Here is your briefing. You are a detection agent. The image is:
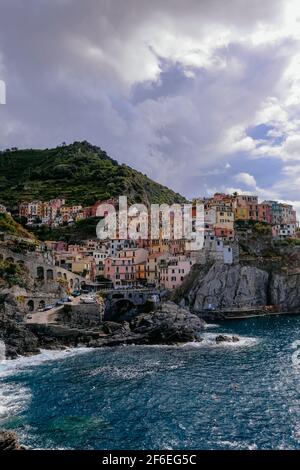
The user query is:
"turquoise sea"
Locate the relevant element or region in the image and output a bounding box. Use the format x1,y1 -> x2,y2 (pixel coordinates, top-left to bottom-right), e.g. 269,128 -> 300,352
1,315 -> 300,449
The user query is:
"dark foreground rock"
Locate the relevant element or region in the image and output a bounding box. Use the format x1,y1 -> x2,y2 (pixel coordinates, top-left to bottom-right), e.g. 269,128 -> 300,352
1,298 -> 206,359
0,295 -> 40,359
215,334 -> 240,344
92,302 -> 205,346
0,431 -> 23,450
28,302 -> 206,349
129,302 -> 205,344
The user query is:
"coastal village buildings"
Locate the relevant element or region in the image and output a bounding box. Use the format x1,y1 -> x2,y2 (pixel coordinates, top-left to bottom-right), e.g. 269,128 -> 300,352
14,192 -> 299,290
104,248 -> 148,288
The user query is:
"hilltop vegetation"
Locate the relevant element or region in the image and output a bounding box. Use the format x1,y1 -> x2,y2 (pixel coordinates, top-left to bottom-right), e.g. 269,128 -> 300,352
0,141 -> 186,208
30,216 -> 101,243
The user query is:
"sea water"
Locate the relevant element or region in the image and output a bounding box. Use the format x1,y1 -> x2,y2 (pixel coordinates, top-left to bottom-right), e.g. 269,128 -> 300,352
1,315 -> 300,450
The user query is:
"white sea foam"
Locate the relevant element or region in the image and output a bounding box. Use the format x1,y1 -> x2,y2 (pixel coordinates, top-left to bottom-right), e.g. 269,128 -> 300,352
215,440 -> 258,450
181,332 -> 258,349
120,333 -> 258,350
0,382 -> 31,422
0,347 -> 92,379
204,323 -> 220,329
0,347 -> 93,426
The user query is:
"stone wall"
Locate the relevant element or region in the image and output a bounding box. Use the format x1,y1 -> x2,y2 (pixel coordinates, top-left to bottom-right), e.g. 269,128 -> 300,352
59,303 -> 104,327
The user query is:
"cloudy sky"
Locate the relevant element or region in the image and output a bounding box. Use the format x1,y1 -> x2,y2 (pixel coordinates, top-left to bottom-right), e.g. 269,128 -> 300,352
1,0 -> 300,209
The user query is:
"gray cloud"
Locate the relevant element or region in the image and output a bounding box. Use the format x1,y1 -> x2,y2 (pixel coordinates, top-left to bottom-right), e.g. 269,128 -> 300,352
0,0 -> 297,200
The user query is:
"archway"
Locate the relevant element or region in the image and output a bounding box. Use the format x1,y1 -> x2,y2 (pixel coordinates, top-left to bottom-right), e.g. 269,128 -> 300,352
27,300 -> 34,312
57,271 -> 62,279
38,300 -> 45,310
105,298 -> 134,322
46,269 -> 54,280
36,266 -> 45,280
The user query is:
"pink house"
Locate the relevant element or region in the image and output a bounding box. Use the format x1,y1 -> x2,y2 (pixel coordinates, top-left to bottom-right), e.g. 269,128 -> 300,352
258,204 -> 272,224
104,248 -> 148,287
160,258 -> 194,290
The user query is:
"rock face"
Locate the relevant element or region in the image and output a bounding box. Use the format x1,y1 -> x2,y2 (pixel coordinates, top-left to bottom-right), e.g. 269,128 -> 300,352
270,272 -> 300,310
1,293 -> 205,359
177,261 -> 300,314
0,431 -> 23,450
187,264 -> 269,311
59,303 -> 104,328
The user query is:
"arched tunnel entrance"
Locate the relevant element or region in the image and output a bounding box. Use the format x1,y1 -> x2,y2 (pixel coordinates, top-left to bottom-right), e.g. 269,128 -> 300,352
104,298 -> 135,322
27,300 -> 35,312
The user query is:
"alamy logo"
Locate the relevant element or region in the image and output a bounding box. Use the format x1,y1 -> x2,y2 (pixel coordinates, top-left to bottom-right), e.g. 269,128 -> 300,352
0,80 -> 6,104
95,196 -> 205,250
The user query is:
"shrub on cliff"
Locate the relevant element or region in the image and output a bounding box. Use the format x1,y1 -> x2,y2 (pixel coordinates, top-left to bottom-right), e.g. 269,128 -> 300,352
0,260 -> 28,288
253,222 -> 272,235
0,213 -> 35,239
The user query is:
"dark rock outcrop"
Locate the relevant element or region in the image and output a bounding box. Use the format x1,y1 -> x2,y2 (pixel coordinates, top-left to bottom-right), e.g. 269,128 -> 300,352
0,431 -> 23,450
129,302 -> 205,344
1,292 -> 205,358
215,335 -> 239,344
270,272 -> 300,309
29,302 -> 205,349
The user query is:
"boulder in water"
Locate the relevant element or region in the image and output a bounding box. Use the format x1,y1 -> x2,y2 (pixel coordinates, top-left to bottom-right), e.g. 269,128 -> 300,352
215,335 -> 240,344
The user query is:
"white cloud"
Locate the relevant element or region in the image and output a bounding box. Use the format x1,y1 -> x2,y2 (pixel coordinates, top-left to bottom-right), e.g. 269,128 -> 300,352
234,172 -> 257,188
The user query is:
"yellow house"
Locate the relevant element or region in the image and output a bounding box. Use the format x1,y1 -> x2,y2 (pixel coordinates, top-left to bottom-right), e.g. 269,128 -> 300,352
149,239 -> 169,255
234,206 -> 248,220
71,259 -> 92,277
215,207 -> 234,230
136,261 -> 147,283
146,253 -> 169,285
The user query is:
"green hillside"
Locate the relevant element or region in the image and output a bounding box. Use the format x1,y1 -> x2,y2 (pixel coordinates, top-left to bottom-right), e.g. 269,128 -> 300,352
0,141 -> 186,208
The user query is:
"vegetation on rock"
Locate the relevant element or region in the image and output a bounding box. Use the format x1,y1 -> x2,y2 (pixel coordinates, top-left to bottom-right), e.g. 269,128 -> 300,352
0,213 -> 35,239
0,259 -> 29,288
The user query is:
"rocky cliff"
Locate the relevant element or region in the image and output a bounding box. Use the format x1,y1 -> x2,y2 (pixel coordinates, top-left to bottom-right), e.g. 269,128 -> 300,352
176,261 -> 300,314
175,228 -> 300,315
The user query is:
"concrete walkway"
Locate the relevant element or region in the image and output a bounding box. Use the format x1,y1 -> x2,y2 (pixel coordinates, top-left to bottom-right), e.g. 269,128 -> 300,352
25,295 -> 82,325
